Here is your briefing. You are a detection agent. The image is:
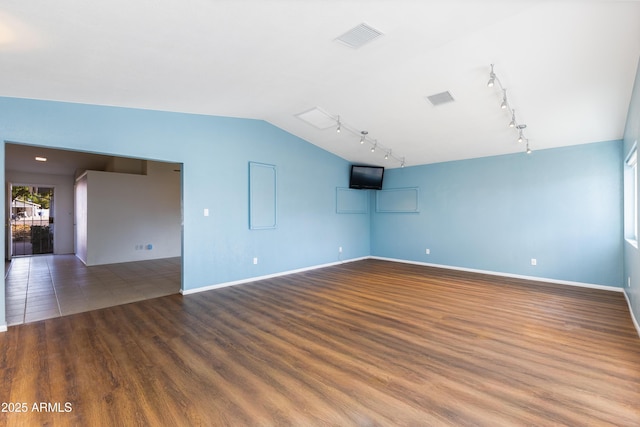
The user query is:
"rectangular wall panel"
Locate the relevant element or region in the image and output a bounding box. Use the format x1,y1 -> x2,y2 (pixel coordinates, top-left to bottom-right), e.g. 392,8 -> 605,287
336,188 -> 368,214
376,187 -> 419,213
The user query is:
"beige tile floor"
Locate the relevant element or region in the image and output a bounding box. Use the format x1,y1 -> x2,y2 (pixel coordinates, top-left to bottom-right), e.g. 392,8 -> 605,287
5,255 -> 181,326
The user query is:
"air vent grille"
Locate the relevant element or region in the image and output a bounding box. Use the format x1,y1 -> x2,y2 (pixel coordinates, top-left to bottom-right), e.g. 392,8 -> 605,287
335,23 -> 383,49
425,91 -> 455,106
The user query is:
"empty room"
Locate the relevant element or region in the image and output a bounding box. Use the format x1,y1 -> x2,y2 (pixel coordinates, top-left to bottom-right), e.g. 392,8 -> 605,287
1,1 -> 640,426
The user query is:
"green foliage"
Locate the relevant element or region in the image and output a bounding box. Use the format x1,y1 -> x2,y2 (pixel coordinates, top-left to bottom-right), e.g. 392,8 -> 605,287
12,186 -> 52,209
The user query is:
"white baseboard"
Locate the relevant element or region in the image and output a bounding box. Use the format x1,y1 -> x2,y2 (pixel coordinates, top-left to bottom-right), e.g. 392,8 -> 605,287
182,255 -> 624,295
181,256 -> 368,296
0,323 -> 7,333
179,255 -> 639,338
623,291 -> 640,338
374,257 -> 640,337
370,256 -> 624,293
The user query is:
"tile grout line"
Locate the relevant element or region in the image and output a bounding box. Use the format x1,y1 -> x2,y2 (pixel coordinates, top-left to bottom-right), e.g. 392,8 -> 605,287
47,255 -> 63,319
22,257 -> 31,325
8,255 -> 181,324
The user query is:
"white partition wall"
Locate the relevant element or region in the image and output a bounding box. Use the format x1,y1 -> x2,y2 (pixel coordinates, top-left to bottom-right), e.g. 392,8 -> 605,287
75,161 -> 181,266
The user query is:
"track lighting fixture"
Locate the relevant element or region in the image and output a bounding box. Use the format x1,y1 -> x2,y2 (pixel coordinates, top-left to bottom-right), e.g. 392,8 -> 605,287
298,108 -> 406,166
500,89 -> 508,110
487,64 -> 496,88
328,114 -> 406,166
487,64 -> 533,154
360,130 -> 367,144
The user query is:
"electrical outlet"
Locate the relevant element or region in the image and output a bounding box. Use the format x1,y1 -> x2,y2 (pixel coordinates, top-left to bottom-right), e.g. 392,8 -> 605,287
531,258 -> 537,266
629,277 -> 632,288
204,208 -> 209,217
426,248 -> 430,255
339,246 -> 343,253
253,257 -> 258,265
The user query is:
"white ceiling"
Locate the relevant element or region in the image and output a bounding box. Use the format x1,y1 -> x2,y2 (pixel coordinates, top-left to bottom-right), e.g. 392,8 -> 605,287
1,0 -> 640,169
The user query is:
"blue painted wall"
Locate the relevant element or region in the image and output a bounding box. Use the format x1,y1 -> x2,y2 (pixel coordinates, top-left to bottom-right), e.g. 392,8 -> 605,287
623,57 -> 640,326
0,94 -> 631,329
372,140 -> 623,287
0,97 -> 371,326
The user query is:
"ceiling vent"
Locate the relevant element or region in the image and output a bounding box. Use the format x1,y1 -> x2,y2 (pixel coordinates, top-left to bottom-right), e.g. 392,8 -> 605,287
295,107 -> 336,129
425,91 -> 455,107
335,23 -> 383,49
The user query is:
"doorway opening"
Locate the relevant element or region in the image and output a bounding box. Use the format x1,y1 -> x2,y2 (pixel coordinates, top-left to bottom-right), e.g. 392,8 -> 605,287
10,185 -> 54,256
4,142 -> 183,326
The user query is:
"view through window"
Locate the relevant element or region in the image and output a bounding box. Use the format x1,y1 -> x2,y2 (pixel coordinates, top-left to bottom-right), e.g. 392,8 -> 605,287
625,145 -> 638,246
10,185 -> 54,256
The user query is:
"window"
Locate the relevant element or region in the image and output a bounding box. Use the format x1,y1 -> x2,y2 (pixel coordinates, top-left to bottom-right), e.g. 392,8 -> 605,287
625,144 -> 638,246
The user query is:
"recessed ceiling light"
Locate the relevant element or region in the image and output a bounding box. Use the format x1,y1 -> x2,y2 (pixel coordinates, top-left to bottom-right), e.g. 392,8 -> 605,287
35,156 -> 47,162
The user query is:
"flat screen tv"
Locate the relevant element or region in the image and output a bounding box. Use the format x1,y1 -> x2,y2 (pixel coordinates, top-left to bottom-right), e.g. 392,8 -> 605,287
349,165 -> 384,190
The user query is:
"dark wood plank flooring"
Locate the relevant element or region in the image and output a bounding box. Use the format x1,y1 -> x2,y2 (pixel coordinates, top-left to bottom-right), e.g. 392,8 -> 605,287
1,259 -> 639,426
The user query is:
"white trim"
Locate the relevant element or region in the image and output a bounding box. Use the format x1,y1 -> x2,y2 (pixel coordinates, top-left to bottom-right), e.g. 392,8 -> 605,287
181,257 -> 368,295
181,255 -> 624,296
0,324 -> 7,333
174,255 -> 640,337
625,140 -> 638,164
623,290 -> 640,338
75,170 -> 89,182
181,255 -> 624,295
370,256 -> 624,292
625,142 -> 638,242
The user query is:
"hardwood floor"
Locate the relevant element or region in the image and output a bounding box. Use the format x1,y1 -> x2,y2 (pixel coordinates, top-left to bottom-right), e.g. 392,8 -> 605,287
1,259 -> 639,426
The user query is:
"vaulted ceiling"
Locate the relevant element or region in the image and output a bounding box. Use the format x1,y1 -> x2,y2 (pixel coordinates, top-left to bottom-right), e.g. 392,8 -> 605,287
1,1 -> 639,169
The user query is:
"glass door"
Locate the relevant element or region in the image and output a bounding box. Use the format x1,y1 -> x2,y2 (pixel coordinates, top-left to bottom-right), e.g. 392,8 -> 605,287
11,185 -> 54,256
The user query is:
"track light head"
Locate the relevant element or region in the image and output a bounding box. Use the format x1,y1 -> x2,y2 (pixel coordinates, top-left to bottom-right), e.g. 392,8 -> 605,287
360,130 -> 368,144
509,110 -> 516,128
401,157 -> 405,168
500,89 -> 508,110
487,64 -> 496,88
371,143 -> 376,153
336,116 -> 341,133
516,124 -> 526,143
